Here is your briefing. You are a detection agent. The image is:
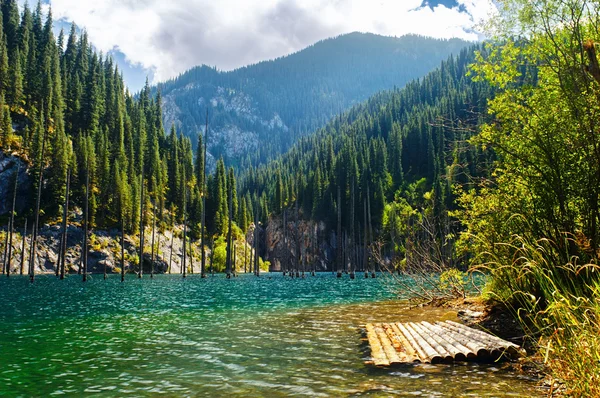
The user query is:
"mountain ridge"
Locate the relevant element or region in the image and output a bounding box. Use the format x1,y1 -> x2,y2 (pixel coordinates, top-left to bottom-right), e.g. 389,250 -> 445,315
154,32 -> 472,168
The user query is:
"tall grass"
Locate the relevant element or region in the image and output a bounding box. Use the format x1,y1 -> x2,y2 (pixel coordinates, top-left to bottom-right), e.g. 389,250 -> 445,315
477,236 -> 600,396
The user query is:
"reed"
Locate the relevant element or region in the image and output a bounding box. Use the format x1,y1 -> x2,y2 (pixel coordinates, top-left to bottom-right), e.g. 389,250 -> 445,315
477,235 -> 600,396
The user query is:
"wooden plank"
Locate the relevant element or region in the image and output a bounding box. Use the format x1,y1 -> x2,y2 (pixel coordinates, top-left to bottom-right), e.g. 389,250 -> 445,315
442,321 -> 525,357
397,322 -> 429,362
365,323 -> 390,366
391,323 -> 420,362
374,324 -> 403,364
411,322 -> 454,362
420,321 -> 473,360
382,323 -> 411,363
405,322 -> 443,363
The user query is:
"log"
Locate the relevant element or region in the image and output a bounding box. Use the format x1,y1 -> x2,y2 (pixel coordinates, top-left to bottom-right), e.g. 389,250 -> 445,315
442,321 -> 525,357
382,323 -> 410,363
390,323 -> 420,362
410,322 -> 454,362
374,325 -> 402,364
400,322 -> 442,363
420,321 -> 473,361
365,324 -> 389,366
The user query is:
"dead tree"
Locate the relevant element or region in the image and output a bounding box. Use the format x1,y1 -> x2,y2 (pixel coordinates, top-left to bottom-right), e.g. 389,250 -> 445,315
200,110 -> 208,278
336,185 -> 342,278
168,229 -> 174,274
254,196 -> 260,277
295,199 -> 301,278
59,168 -> 70,280
6,163 -> 19,277
82,157 -> 90,283
225,185 -> 233,278
30,120 -> 48,283
20,219 -> 27,275
182,185 -> 187,278
120,208 -> 125,282
139,170 -> 145,278
150,200 -> 156,279
283,209 -> 287,275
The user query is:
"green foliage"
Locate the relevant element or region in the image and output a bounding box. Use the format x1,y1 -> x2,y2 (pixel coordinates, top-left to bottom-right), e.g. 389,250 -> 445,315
456,1 -> 600,394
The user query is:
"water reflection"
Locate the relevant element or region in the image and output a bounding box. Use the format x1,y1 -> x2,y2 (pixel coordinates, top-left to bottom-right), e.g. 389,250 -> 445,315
0,274 -> 540,397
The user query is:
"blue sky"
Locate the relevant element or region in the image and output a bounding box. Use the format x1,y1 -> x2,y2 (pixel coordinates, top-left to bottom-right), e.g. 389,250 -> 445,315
32,0 -> 497,92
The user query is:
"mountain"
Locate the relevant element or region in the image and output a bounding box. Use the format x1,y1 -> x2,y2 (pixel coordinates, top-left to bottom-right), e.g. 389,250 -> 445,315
237,44 -> 494,270
155,32 -> 472,168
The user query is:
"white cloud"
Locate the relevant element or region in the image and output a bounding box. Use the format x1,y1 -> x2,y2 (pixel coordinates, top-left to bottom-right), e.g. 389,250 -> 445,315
44,0 -> 497,84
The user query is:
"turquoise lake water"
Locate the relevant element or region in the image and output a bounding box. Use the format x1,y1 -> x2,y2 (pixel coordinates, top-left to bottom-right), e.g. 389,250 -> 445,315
0,273 -> 540,397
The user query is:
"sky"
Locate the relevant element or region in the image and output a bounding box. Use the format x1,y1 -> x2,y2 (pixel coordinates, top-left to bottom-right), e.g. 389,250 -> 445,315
34,0 -> 497,92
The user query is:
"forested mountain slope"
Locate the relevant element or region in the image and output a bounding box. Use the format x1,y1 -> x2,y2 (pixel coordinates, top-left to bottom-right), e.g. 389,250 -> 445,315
155,33 -> 471,167
239,44 -> 494,268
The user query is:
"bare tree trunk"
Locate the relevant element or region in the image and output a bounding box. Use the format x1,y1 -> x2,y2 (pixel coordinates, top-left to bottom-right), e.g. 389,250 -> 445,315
20,219 -> 27,275
367,185 -> 375,278
295,199 -> 300,278
210,238 -> 215,276
139,171 -> 145,278
168,229 -> 174,274
254,197 -> 259,277
121,210 -> 125,282
30,125 -> 48,283
182,186 -> 187,279
283,209 -> 287,276
232,240 -> 237,276
2,223 -> 8,274
150,201 -> 156,279
60,168 -> 70,280
350,181 -> 355,279
244,239 -> 247,273
189,233 -> 193,275
83,158 -> 90,283
226,185 -> 233,278
201,110 -> 208,278
6,164 -> 19,277
363,199 -> 368,278
337,185 -> 342,278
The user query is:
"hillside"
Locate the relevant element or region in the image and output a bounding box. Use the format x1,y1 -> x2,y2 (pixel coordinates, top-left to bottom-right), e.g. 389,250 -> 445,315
155,33 -> 471,167
238,44 -> 494,272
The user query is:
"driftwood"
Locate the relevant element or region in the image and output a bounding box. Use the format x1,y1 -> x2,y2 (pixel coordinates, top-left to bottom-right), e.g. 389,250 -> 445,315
364,320 -> 526,366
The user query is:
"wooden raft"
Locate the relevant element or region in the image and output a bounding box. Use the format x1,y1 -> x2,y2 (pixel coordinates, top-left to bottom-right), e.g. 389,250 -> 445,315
364,320 -> 525,366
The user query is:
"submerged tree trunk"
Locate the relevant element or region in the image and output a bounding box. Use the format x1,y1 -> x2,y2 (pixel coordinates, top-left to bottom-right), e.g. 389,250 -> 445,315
60,168 -> 71,280
150,202 -> 156,279
83,159 -> 90,282
226,186 -> 233,278
139,171 -> 145,279
367,184 -> 375,278
337,185 -> 342,278
30,125 -> 48,283
364,199 -> 368,278
201,110 -> 208,278
121,211 -> 125,282
182,186 -> 187,279
283,208 -> 287,275
350,181 -> 355,279
168,229 -> 174,274
254,196 -> 260,277
20,219 -> 27,275
6,164 -> 19,277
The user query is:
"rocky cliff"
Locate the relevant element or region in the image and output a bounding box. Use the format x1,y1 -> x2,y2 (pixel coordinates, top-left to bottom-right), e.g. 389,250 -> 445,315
0,152 -> 30,217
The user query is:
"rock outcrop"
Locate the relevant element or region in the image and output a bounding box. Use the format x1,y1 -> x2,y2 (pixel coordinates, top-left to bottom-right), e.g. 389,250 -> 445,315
0,151 -> 30,217
265,211 -> 334,272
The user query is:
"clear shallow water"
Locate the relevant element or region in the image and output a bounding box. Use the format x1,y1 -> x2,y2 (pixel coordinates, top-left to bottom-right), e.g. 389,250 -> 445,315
0,273 -> 540,397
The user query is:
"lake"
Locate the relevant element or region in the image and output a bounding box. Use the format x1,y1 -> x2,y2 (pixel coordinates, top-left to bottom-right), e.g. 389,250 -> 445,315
0,273 -> 540,397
